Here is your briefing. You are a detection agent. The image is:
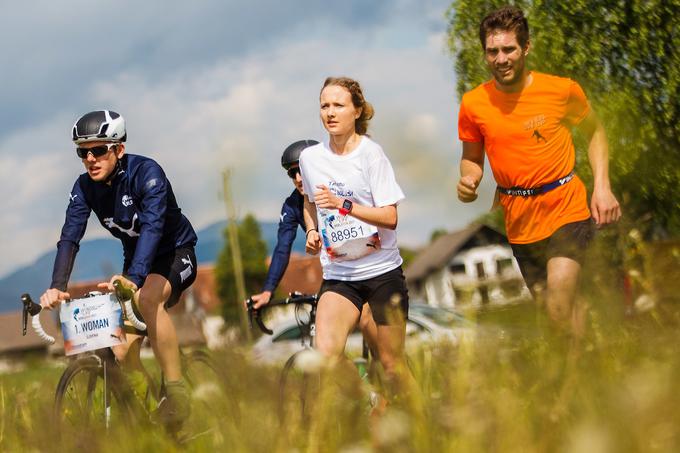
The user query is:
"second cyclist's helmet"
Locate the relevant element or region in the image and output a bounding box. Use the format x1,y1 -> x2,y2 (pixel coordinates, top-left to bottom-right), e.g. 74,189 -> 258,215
281,139 -> 319,170
72,110 -> 127,145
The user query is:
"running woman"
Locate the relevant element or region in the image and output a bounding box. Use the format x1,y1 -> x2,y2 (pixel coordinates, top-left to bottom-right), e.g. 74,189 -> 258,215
249,139 -> 380,357
456,6 -> 621,335
301,77 -> 414,402
39,110 -> 198,427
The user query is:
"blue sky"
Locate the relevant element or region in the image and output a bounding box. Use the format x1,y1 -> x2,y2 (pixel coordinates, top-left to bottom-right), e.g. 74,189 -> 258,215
0,0 -> 498,278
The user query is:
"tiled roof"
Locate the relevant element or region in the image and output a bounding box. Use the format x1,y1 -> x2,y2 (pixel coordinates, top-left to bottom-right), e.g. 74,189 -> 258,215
404,224 -> 508,282
276,254 -> 322,296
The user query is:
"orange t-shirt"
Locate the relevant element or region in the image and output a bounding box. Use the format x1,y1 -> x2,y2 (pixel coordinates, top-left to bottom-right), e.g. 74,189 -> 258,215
458,72 -> 592,244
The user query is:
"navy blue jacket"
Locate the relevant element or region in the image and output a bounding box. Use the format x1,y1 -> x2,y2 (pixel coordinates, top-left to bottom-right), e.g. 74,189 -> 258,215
262,189 -> 306,292
51,154 -> 197,290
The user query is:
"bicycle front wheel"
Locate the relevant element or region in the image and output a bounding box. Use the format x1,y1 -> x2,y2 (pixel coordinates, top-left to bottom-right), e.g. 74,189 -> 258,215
278,348 -> 323,425
181,350 -> 240,438
54,354 -> 127,429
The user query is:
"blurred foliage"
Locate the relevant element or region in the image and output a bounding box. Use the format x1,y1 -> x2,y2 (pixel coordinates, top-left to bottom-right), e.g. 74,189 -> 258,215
214,213 -> 267,325
400,245 -> 418,270
3,298 -> 680,451
446,0 -> 680,238
477,207 -> 506,235
429,228 -> 449,243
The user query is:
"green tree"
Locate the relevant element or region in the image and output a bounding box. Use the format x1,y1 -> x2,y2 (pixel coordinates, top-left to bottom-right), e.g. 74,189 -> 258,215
399,245 -> 418,270
214,213 -> 268,325
446,0 -> 680,237
429,228 -> 449,243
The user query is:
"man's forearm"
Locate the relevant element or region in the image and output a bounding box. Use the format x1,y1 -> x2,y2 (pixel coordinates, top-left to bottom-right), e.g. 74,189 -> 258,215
587,123 -> 612,191
460,158 -> 484,183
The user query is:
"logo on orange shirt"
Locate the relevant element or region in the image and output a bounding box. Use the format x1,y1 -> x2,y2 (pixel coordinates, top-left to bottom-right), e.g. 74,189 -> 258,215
523,114 -> 546,130
532,129 -> 547,143
524,115 -> 547,144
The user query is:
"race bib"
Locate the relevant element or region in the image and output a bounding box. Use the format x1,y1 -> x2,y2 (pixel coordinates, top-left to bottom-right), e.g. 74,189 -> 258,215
59,293 -> 126,356
320,209 -> 381,262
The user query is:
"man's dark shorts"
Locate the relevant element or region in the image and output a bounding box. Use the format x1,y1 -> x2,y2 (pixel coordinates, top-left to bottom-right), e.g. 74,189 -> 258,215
319,265 -> 409,326
125,246 -> 197,309
511,219 -> 594,297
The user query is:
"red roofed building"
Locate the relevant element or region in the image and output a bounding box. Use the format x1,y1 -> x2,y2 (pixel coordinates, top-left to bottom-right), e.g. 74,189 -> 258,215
274,254 -> 322,296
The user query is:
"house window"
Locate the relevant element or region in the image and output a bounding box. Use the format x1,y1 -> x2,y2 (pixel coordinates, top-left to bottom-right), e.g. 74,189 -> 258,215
496,258 -> 514,277
449,263 -> 466,275
475,262 -> 486,279
475,262 -> 490,304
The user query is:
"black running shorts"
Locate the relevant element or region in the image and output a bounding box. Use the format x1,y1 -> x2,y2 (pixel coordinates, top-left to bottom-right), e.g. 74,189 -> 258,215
318,266 -> 409,325
125,246 -> 197,309
510,219 -> 594,297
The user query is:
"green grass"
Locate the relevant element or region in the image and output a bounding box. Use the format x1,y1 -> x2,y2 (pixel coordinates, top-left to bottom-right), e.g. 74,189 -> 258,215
1,298 -> 679,452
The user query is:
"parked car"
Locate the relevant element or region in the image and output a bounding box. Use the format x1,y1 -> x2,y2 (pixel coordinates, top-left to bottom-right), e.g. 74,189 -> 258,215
250,303 -> 476,365
407,303 -> 476,345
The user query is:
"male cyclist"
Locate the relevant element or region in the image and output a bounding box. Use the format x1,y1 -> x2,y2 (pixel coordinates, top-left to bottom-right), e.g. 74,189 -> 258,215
250,140 -> 319,309
39,110 -> 198,428
456,6 -> 621,336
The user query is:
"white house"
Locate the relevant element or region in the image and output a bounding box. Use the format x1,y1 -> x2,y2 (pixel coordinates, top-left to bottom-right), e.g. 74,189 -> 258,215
405,224 -> 530,309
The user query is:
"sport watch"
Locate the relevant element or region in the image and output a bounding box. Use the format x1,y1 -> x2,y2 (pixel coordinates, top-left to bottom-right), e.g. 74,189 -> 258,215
339,199 -> 353,216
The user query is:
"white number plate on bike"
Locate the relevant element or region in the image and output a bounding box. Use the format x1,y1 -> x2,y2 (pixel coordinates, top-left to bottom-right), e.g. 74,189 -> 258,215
59,293 -> 125,356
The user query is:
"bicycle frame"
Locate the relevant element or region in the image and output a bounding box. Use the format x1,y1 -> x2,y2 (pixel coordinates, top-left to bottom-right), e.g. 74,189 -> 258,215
20,281 -> 232,439
21,283 -> 154,428
250,292 -> 383,424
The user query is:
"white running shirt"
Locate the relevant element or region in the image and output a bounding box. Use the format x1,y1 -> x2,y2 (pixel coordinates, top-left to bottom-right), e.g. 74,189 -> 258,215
299,136 -> 405,281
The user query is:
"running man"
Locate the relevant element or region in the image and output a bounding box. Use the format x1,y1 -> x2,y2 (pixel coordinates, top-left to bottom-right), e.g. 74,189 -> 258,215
39,110 -> 198,427
456,6 -> 621,335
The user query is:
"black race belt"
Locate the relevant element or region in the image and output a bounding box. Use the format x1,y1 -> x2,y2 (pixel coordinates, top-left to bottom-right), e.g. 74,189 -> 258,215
497,171 -> 575,197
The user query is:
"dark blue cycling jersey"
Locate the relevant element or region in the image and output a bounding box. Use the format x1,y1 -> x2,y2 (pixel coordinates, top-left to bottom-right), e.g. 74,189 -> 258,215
51,154 -> 197,290
262,189 -> 307,293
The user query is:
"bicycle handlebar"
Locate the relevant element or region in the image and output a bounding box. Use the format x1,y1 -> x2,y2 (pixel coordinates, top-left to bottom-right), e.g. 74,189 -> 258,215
21,279 -> 147,345
112,280 -> 147,332
246,292 -> 318,335
21,294 -> 56,344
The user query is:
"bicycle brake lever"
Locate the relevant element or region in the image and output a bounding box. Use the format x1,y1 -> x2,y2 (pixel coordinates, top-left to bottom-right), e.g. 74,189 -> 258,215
245,298 -> 254,329
21,294 -> 42,336
21,296 -> 28,336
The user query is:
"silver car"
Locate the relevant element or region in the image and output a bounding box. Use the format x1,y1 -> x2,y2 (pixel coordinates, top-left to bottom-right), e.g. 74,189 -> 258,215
250,303 -> 476,365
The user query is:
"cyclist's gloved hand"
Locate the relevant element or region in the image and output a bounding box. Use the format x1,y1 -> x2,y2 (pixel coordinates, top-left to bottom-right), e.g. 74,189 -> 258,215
98,274 -> 138,295
250,290 -> 272,309
306,230 -> 321,256
39,288 -> 70,310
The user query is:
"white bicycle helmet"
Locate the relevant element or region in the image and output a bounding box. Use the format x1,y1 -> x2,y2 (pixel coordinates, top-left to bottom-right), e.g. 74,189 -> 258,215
72,110 -> 127,144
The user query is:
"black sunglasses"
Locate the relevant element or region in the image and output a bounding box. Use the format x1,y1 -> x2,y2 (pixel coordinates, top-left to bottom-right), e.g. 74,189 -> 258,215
287,167 -> 301,179
76,143 -> 118,159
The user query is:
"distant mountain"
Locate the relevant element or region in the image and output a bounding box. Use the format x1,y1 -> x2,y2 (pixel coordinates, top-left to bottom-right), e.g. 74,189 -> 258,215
0,220 -> 306,313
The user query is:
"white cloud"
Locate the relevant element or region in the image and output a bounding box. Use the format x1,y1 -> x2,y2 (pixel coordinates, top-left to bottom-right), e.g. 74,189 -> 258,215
0,0 -> 499,279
